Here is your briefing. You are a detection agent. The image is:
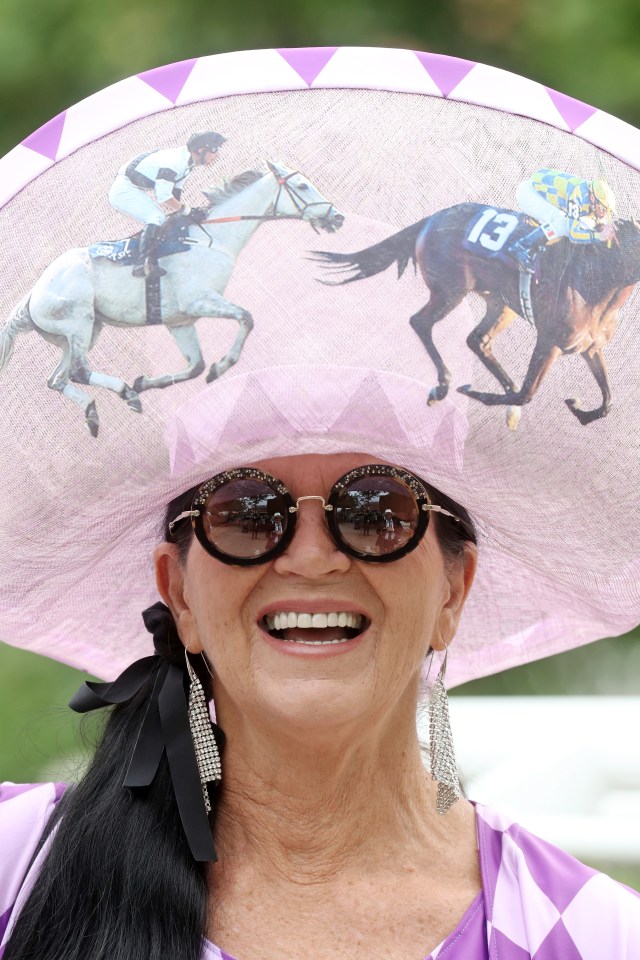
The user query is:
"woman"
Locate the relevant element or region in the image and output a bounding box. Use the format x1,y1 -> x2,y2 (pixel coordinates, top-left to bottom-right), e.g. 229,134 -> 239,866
163,454 -> 478,957
1,47 -> 640,960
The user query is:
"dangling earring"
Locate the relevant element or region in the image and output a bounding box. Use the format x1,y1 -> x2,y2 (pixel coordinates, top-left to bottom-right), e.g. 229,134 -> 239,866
428,647 -> 460,815
185,649 -> 222,812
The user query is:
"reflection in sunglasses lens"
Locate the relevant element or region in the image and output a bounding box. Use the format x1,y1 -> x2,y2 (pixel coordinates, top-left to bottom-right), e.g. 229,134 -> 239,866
333,477 -> 419,556
203,480 -> 288,559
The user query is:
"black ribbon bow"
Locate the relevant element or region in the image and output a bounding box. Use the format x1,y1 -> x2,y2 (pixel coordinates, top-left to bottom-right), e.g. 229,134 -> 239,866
69,602 -> 220,862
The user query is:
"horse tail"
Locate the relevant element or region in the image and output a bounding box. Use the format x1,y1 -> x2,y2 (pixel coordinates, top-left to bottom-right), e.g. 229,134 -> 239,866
0,295 -> 35,374
311,218 -> 429,284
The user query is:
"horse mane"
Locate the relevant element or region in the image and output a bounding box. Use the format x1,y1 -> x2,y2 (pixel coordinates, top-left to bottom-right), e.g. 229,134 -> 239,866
203,169 -> 264,207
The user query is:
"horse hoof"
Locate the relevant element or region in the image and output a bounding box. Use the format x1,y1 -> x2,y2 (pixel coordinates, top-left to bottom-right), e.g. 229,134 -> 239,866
427,385 -> 448,406
506,406 -> 521,431
132,376 -> 146,394
121,385 -> 143,413
565,397 -> 598,426
564,397 -> 586,421
457,384 -> 472,395
85,400 -> 99,438
206,367 -> 219,383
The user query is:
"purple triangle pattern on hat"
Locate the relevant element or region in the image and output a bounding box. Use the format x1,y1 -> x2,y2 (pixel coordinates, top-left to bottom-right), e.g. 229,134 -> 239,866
545,87 -> 598,133
2,48 -> 639,214
276,47 -> 338,86
414,52 -> 476,98
138,59 -> 198,104
214,374 -> 300,453
22,111 -> 67,161
328,371 -> 412,445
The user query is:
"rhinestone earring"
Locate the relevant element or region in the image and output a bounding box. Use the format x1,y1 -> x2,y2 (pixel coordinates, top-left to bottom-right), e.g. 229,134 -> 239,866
428,647 -> 461,815
185,650 -> 222,811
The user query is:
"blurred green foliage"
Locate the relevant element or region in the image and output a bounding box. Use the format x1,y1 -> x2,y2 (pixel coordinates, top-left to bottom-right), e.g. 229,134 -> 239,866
0,645 -> 94,783
2,0 -> 640,156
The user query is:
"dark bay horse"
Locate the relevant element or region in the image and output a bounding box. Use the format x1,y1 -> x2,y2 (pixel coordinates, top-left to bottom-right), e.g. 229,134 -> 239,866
315,204 -> 640,426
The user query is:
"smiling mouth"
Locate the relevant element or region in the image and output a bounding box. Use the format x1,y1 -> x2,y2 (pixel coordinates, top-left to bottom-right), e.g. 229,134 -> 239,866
260,611 -> 369,646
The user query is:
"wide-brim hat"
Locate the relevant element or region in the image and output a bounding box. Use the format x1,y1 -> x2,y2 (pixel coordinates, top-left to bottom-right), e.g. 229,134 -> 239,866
1,47 -> 639,687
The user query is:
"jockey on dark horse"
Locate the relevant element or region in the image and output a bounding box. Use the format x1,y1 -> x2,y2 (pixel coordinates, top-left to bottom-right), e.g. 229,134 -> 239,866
313,202 -> 640,427
508,169 -> 618,273
108,131 -> 226,278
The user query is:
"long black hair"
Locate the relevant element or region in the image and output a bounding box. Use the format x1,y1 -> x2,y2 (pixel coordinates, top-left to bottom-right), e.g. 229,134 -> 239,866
4,476 -> 475,960
3,615 -> 210,960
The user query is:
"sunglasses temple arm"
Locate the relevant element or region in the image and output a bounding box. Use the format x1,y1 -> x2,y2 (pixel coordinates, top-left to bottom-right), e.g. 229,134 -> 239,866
168,509 -> 200,536
425,504 -> 475,541
424,505 -> 462,523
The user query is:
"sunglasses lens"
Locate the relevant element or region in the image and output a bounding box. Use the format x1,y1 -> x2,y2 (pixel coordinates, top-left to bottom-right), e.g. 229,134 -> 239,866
201,479 -> 289,560
333,476 -> 421,557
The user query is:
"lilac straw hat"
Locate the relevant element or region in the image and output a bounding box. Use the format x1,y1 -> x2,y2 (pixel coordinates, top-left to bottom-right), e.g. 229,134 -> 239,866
1,47 -> 639,688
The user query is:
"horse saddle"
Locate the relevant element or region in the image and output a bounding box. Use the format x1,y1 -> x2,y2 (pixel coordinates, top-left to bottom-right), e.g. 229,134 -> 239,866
89,220 -> 193,265
462,207 -> 540,271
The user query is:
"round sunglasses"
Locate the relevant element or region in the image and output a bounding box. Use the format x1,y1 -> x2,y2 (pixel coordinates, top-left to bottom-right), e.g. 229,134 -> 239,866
168,464 -> 466,566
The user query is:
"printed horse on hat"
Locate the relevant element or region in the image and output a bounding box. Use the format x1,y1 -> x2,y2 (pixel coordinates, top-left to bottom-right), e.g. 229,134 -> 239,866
0,162 -> 343,437
315,203 -> 640,429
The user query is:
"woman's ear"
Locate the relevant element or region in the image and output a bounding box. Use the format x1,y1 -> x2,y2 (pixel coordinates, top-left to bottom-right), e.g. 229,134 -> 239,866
153,543 -> 204,653
431,542 -> 478,652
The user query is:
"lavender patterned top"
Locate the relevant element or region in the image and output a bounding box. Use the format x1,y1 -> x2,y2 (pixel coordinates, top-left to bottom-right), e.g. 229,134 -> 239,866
1,783 -> 639,959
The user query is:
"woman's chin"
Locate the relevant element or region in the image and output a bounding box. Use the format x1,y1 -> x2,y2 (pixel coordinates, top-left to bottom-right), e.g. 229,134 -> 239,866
249,675 -> 378,737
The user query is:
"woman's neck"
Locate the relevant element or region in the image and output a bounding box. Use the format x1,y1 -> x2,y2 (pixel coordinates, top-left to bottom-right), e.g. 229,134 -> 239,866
210,700 -> 456,883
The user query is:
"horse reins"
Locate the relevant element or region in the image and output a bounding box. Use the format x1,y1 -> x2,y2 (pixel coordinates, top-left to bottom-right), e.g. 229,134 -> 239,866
197,169 -> 336,231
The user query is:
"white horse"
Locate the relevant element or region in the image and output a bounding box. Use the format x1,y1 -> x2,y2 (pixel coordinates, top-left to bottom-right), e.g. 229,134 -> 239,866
1,161 -> 343,436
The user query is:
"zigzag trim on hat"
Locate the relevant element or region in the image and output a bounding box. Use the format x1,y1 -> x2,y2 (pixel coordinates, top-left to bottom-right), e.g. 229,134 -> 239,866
2,47 -> 639,210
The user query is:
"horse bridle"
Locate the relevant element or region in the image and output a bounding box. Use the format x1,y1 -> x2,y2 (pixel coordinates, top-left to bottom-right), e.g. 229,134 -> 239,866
196,168 -> 337,232
269,169 -> 337,232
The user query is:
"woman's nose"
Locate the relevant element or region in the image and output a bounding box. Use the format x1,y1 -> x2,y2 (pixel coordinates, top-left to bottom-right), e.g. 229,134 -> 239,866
273,499 -> 351,577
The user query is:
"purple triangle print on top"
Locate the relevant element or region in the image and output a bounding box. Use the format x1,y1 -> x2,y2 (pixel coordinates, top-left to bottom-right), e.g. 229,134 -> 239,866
414,52 -> 476,97
22,111 -> 67,160
277,47 -> 338,86
545,87 -> 598,132
138,59 -> 198,104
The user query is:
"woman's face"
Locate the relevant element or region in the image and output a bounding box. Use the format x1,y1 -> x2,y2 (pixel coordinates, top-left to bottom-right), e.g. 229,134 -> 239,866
155,453 -> 476,740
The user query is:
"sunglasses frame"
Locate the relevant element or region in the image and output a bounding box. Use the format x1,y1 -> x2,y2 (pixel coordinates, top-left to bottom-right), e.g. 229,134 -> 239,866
169,464 -> 455,566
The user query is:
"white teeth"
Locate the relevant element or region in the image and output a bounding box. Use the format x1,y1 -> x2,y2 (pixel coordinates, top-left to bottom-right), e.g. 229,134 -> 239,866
263,611 -> 364,632
282,636 -> 350,645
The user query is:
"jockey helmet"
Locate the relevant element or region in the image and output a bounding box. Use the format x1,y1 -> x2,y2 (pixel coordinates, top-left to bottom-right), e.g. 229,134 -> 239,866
187,131 -> 226,153
589,178 -> 617,218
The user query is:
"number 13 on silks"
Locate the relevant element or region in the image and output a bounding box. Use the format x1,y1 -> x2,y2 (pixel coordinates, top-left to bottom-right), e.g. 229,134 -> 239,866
467,208 -> 519,251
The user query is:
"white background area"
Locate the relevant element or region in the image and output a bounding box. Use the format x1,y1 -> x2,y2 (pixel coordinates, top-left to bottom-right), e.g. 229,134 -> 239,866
436,697 -> 640,863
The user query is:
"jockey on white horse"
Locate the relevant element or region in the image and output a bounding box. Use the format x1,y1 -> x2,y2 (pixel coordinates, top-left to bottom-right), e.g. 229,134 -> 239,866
108,131 -> 226,278
508,169 -> 617,273
1,162 -> 343,437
